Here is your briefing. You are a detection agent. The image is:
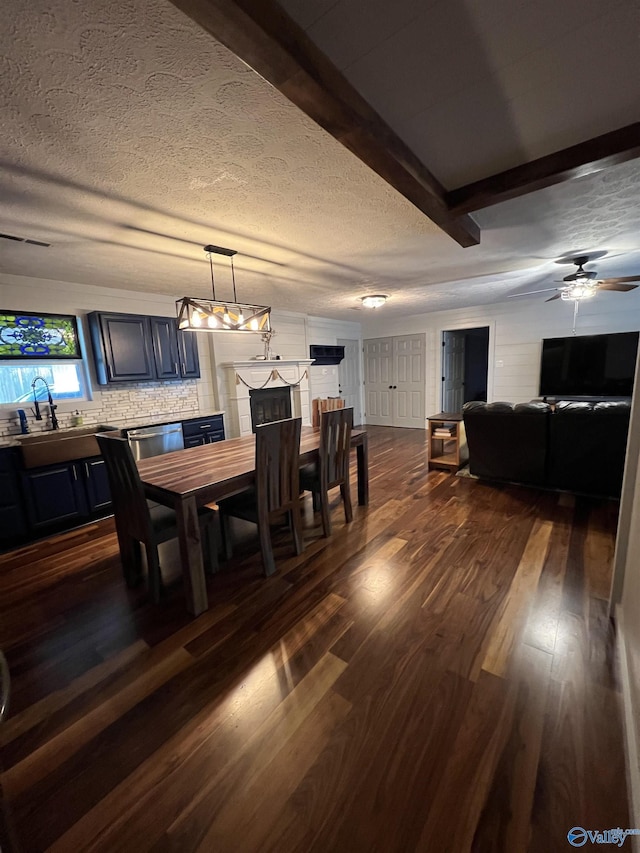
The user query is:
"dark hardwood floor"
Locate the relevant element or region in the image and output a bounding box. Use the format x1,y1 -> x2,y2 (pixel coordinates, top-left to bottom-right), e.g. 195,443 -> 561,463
0,427 -> 628,852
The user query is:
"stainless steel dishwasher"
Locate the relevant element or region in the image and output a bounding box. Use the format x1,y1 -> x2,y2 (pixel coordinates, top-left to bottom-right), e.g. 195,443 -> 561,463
127,422 -> 184,461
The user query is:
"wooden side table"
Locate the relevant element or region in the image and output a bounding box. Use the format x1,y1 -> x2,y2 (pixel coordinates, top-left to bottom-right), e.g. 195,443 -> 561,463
427,412 -> 468,472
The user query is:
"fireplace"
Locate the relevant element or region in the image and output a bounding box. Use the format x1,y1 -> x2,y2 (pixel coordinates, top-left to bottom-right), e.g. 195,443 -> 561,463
223,359 -> 313,437
250,387 -> 292,431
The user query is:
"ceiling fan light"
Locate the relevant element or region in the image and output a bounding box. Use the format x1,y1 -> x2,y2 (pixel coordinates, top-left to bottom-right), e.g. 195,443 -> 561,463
561,282 -> 597,301
360,294 -> 388,309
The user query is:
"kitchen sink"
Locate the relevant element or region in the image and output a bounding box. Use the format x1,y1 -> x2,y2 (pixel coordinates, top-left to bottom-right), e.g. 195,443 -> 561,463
16,425 -> 122,468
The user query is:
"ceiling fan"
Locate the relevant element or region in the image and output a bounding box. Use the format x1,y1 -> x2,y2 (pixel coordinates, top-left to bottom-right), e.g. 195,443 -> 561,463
508,255 -> 640,303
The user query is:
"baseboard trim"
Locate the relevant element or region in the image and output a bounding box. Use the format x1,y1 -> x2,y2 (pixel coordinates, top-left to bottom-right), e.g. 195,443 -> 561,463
616,605 -> 640,850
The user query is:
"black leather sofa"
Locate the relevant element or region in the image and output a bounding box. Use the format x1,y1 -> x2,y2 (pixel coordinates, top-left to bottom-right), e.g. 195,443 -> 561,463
462,400 -> 631,497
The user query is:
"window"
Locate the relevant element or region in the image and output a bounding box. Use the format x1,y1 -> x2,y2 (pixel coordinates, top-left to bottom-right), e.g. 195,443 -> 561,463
0,362 -> 87,405
0,311 -> 89,406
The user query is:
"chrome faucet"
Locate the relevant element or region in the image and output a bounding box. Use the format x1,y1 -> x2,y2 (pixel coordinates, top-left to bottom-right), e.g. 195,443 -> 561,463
31,376 -> 59,430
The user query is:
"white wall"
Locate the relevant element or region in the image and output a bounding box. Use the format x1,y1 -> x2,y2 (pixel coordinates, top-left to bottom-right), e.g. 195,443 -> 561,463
307,316 -> 361,401
362,292 -> 640,415
615,347 -> 640,828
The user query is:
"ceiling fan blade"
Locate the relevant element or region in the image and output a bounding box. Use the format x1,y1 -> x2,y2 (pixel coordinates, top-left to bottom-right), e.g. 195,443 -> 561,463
507,287 -> 559,298
597,282 -> 639,292
545,294 -> 562,302
597,276 -> 640,285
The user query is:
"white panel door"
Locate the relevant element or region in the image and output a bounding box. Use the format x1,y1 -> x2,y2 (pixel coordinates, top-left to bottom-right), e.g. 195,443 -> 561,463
394,334 -> 426,428
442,331 -> 465,413
364,338 -> 393,426
338,338 -> 362,424
364,334 -> 425,428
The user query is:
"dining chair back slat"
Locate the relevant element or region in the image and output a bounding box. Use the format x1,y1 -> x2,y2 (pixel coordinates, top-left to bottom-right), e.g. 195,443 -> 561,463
301,407 -> 353,537
219,417 -> 304,576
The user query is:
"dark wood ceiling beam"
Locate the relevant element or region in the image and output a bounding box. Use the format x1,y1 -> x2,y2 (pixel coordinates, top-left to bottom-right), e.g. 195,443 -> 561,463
447,123 -> 640,214
168,0 -> 480,247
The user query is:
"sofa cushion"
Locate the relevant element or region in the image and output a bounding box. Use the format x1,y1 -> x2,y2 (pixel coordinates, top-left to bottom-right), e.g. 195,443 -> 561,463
463,401 -> 549,485
547,401 -> 630,496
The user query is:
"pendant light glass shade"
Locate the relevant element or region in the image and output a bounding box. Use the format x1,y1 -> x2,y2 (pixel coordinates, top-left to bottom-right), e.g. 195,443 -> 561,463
176,245 -> 272,333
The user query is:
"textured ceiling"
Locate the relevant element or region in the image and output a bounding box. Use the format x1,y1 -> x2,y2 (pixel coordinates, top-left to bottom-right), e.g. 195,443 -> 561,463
1,0 -> 640,320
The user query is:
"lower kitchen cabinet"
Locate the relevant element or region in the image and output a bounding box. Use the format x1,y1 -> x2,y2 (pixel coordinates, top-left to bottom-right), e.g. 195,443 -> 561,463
182,414 -> 225,446
21,463 -> 88,529
20,456 -> 112,531
81,457 -> 112,512
0,448 -> 28,542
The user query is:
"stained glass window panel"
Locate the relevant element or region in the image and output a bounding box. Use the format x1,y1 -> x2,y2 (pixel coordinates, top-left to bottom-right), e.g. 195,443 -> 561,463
0,311 -> 81,359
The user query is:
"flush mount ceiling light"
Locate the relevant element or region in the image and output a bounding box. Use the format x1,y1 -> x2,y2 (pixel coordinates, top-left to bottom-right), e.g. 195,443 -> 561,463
176,245 -> 272,333
360,294 -> 388,309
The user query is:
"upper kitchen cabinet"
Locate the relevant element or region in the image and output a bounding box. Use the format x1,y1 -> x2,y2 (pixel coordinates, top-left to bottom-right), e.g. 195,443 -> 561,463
177,329 -> 200,378
89,312 -> 155,384
88,312 -> 200,384
150,317 -> 181,379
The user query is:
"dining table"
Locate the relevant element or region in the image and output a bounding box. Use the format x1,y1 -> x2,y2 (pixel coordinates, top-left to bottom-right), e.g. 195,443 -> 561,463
136,426 -> 369,615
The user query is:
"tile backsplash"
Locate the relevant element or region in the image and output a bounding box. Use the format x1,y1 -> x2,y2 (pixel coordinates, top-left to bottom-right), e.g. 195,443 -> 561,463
0,379 -> 200,442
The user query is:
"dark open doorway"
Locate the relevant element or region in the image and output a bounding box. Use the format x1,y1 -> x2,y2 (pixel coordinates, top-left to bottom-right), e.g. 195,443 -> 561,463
441,326 -> 489,412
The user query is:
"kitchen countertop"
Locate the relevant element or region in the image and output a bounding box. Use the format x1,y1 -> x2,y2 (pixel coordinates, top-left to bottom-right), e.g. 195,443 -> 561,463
0,411 -> 225,448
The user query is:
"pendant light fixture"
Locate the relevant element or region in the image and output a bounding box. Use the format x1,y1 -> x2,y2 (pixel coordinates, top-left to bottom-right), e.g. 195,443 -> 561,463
176,245 -> 272,333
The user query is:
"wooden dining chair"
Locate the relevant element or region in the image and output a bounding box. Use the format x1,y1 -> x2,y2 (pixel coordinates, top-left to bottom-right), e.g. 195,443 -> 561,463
300,406 -> 353,537
218,417 -> 304,576
96,434 -> 218,603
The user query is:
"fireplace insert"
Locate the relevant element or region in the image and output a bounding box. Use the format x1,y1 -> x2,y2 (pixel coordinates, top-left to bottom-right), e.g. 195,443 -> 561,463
249,387 -> 292,432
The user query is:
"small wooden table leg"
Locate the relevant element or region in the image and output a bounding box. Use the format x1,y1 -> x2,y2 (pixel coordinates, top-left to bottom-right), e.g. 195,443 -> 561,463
176,495 -> 208,616
356,436 -> 369,506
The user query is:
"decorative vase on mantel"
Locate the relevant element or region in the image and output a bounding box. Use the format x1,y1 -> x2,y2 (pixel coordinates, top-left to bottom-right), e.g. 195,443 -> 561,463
261,329 -> 276,361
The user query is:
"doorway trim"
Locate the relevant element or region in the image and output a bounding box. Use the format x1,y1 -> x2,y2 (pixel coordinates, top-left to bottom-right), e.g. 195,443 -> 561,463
435,320 -> 495,413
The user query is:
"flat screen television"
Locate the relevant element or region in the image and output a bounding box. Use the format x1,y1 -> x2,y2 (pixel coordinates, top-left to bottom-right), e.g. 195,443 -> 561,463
539,331 -> 639,398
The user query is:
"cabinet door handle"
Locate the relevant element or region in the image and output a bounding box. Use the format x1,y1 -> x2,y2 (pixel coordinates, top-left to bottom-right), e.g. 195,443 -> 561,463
174,362 -> 179,374
84,462 -> 90,478
72,465 -> 78,481
199,424 -> 212,430
181,363 -> 186,374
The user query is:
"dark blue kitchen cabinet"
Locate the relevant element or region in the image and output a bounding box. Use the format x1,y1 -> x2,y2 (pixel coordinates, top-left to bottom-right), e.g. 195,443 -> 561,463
88,312 -> 155,384
82,457 -> 112,512
21,463 -> 88,529
0,448 -> 28,541
182,414 -> 225,445
150,317 -> 181,379
177,330 -> 200,378
89,312 -> 199,384
20,455 -> 112,532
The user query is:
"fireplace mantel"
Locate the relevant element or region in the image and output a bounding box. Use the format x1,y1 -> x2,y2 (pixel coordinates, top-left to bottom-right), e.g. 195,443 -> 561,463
222,359 -> 314,437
